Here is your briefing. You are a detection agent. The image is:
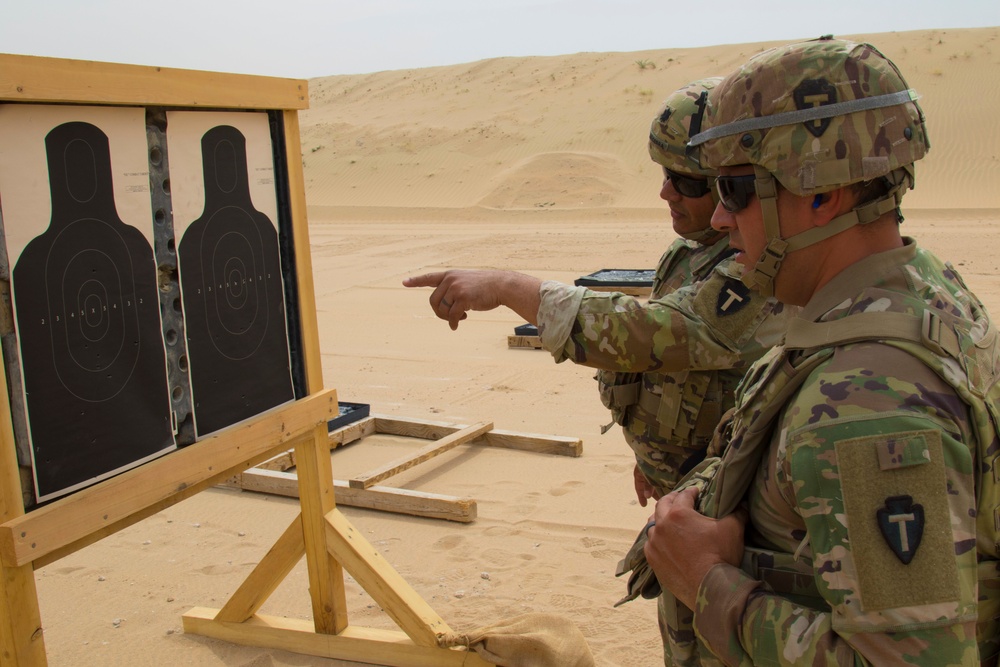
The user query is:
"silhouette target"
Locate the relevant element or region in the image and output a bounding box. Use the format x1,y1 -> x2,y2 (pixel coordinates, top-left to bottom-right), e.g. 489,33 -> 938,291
11,121 -> 174,500
178,125 -> 293,435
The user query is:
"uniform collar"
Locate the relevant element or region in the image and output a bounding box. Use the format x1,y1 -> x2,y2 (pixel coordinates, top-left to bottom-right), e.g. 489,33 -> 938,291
800,237 -> 917,322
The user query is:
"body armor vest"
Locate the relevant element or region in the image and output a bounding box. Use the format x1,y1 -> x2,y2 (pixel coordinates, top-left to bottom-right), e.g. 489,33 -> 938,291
596,238 -> 736,492
687,288 -> 1000,661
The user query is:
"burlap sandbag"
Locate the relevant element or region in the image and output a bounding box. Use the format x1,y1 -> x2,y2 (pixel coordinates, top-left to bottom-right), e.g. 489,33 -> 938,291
442,612 -> 595,667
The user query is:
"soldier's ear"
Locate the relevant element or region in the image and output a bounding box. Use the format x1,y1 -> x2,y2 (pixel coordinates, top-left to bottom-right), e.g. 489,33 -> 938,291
811,187 -> 850,226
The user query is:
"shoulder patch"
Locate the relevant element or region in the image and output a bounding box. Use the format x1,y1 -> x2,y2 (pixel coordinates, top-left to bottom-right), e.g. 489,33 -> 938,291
715,278 -> 752,317
876,495 -> 924,564
689,268 -> 772,349
833,428 -> 960,611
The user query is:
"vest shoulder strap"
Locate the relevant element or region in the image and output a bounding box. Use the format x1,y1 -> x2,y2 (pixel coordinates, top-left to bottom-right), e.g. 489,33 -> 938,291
783,310 -> 962,359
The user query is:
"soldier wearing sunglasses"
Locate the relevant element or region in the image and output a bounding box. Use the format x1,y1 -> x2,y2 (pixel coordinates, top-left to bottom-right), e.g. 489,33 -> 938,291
405,79 -> 794,662
644,38 -> 1000,666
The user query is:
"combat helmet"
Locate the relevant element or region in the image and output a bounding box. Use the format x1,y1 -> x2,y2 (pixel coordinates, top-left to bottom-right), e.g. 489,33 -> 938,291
689,37 -> 929,296
649,77 -> 722,242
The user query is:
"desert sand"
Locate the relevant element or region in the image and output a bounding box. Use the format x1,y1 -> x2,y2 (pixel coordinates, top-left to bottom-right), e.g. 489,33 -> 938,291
30,27 -> 1000,666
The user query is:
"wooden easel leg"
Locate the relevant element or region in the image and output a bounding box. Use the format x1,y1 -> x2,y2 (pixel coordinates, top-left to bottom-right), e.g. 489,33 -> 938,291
324,508 -> 451,647
215,514 -> 306,623
294,424 -> 348,634
183,422 -> 496,665
0,562 -> 46,666
0,366 -> 46,666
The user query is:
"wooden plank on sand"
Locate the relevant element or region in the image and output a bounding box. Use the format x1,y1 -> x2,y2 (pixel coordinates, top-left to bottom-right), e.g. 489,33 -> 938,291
507,335 -> 543,349
231,468 -> 477,523
372,414 -> 582,457
349,422 -> 494,489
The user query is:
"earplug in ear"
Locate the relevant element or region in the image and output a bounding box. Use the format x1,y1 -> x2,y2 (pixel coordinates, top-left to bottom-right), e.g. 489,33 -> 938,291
812,194 -> 823,209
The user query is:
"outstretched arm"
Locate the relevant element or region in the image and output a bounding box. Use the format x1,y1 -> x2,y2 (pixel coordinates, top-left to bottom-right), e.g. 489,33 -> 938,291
403,270 -> 543,330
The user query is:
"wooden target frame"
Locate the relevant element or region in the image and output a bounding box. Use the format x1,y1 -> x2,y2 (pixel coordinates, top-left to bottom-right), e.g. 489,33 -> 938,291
0,54 -> 492,667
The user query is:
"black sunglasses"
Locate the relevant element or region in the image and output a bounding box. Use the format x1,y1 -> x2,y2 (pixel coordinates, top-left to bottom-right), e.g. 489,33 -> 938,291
716,174 -> 757,212
663,168 -> 712,199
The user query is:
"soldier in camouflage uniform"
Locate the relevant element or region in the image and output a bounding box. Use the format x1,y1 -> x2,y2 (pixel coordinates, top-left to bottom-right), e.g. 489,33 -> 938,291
644,37 -> 1000,666
404,79 -> 792,661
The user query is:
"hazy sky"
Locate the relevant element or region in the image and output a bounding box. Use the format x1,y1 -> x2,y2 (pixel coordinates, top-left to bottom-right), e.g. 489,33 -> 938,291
4,1 -> 998,79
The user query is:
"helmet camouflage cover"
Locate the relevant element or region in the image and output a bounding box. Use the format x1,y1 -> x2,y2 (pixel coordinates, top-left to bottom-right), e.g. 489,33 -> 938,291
649,77 -> 722,177
692,38 -> 929,195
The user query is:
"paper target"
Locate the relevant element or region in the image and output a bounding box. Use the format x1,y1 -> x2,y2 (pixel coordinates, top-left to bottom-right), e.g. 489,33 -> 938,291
8,119 -> 174,500
176,122 -> 294,436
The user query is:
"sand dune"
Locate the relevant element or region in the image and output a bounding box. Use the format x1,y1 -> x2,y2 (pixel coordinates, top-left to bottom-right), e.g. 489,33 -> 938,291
302,27 -> 1000,212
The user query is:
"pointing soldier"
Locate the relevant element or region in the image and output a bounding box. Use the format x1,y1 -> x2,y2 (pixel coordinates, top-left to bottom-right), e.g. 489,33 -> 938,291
404,79 -> 793,660
645,37 -> 1000,665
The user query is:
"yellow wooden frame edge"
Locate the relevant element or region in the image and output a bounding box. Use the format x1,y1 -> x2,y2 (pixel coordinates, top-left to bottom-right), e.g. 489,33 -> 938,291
0,53 -> 307,109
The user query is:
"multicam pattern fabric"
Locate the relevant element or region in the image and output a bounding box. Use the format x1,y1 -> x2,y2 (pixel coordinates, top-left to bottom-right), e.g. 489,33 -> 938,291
648,77 -> 722,178
537,235 -> 791,496
693,37 -> 929,196
539,234 -> 791,667
688,240 -> 1000,665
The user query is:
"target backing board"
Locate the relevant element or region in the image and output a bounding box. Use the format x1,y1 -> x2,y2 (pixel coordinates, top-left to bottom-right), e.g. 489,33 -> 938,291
0,104 -> 176,501
167,111 -> 295,437
0,104 -> 299,502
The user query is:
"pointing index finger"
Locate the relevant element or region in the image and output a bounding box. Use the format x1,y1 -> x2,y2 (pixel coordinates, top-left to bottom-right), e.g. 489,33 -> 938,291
403,272 -> 444,288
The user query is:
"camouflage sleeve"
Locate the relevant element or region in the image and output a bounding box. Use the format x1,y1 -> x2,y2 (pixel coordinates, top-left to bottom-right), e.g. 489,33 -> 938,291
692,345 -> 979,665
536,280 -> 588,358
537,262 -> 787,373
693,562 -> 976,666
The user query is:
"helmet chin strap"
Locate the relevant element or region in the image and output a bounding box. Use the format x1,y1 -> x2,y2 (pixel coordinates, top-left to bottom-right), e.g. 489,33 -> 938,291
741,165 -> 914,297
739,166 -> 784,296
